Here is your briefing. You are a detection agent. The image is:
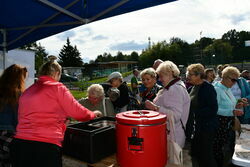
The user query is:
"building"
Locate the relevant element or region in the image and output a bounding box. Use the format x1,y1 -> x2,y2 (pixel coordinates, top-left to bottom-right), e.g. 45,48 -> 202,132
83,61 -> 138,79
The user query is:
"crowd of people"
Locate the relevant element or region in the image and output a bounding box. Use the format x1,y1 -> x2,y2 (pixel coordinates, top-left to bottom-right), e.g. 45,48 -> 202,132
1,57 -> 250,167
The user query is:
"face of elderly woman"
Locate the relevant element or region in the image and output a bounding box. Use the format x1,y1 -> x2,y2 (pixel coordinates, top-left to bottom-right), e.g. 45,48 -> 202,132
224,75 -> 238,88
88,94 -> 102,105
158,72 -> 173,87
142,74 -> 156,89
186,70 -> 201,85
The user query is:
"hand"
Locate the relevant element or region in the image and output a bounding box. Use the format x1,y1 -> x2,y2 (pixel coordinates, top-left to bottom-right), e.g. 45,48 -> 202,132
241,98 -> 249,106
93,110 -> 103,118
145,100 -> 157,111
237,98 -> 249,107
233,109 -> 244,116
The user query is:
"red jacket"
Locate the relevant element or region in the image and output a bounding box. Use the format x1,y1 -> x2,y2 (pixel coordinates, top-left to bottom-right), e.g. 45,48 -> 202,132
15,76 -> 95,146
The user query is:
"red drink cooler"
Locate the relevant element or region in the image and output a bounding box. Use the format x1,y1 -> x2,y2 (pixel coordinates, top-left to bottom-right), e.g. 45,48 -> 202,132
116,110 -> 167,167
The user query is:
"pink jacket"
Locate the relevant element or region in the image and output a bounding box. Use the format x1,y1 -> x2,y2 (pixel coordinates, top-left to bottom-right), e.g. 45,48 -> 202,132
154,80 -> 190,148
15,76 -> 95,147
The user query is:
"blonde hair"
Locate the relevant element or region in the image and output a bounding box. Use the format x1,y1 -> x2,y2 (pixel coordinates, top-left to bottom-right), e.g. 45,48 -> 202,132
140,68 -> 157,78
156,61 -> 180,77
39,60 -> 62,77
87,84 -> 104,98
187,64 -> 205,77
222,66 -> 240,79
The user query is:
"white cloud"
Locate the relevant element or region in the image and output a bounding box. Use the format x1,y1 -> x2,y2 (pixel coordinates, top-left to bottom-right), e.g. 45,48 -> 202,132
38,0 -> 250,62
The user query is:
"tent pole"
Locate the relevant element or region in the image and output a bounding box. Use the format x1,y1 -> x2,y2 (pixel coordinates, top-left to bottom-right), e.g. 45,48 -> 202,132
0,29 -> 7,69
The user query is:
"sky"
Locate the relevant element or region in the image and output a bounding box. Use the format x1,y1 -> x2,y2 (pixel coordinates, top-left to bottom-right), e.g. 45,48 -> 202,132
38,0 -> 250,63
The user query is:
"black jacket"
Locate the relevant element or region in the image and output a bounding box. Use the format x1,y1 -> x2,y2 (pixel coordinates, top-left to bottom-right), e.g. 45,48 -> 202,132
112,82 -> 130,108
189,81 -> 218,132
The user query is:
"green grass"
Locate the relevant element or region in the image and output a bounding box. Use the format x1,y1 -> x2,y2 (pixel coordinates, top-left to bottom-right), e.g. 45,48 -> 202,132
70,71 -> 133,99
70,90 -> 87,100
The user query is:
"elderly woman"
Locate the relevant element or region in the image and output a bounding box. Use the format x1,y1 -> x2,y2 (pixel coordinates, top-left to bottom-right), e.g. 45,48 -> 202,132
12,60 -> 102,167
145,61 -> 190,148
230,71 -> 250,124
79,84 -> 115,117
186,64 -> 218,167
213,66 -> 245,167
139,68 -> 162,109
107,72 -> 129,113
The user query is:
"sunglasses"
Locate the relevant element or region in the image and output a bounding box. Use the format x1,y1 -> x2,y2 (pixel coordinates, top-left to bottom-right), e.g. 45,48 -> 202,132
228,77 -> 237,82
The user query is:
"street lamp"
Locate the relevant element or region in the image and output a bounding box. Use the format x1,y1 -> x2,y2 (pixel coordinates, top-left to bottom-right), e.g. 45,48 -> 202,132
212,54 -> 216,67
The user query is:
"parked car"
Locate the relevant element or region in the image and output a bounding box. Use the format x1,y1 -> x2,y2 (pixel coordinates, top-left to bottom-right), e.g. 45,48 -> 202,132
60,74 -> 79,82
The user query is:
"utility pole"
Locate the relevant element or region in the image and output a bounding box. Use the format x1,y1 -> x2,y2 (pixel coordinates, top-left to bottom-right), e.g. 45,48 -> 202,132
148,37 -> 151,49
200,31 -> 203,64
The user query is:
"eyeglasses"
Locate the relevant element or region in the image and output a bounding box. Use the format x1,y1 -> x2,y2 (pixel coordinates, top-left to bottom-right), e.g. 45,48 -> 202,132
228,77 -> 238,83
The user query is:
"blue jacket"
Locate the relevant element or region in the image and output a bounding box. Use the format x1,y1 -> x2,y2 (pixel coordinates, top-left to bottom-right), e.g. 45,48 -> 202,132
213,82 -> 236,117
236,77 -> 250,119
0,104 -> 18,131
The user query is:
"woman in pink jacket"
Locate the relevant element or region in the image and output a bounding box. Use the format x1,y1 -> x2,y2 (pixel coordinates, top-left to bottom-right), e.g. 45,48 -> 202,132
145,61 -> 190,148
11,59 -> 102,167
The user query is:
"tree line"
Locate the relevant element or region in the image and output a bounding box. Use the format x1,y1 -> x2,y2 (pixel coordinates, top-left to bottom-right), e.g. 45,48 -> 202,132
20,29 -> 250,71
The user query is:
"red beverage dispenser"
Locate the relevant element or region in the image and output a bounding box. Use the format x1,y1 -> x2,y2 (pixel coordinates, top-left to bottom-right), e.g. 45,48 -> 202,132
116,110 -> 167,167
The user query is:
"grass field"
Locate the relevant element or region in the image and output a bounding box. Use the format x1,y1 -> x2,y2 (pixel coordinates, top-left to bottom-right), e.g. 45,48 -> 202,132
70,71 -> 132,99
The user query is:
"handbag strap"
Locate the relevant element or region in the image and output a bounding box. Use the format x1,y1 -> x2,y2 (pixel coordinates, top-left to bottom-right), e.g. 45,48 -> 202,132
102,98 -> 107,116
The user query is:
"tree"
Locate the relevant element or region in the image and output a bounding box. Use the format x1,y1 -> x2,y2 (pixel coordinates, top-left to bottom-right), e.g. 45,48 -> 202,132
58,38 -> 83,67
35,43 -> 48,71
20,42 -> 48,72
130,51 -> 139,61
204,39 -> 232,64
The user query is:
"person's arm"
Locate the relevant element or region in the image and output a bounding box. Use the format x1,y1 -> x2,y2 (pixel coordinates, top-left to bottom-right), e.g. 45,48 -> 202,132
196,84 -> 218,119
57,85 -> 96,121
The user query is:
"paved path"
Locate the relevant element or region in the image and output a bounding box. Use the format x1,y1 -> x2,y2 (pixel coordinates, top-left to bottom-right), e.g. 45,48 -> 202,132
123,74 -> 133,83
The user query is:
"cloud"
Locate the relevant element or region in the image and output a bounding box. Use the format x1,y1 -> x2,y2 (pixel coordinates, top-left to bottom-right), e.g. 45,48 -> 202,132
56,31 -> 76,40
74,39 -> 86,44
82,57 -> 91,63
92,35 -> 108,40
110,41 -> 147,51
79,27 -> 93,36
228,13 -> 250,25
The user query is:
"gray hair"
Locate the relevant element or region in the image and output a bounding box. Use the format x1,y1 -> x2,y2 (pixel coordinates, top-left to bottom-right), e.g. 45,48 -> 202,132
156,61 -> 180,77
87,84 -> 105,98
222,66 -> 240,79
140,68 -> 157,78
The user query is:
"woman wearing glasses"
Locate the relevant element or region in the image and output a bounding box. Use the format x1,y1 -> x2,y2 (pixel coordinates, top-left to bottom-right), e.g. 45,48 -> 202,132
213,66 -> 245,167
230,70 -> 250,124
186,64 -> 218,167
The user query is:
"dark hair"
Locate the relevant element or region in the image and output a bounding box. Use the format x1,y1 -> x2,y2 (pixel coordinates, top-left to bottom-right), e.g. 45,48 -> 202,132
0,64 -> 27,111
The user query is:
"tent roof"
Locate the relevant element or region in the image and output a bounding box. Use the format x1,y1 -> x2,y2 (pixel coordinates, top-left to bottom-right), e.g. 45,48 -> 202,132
0,0 -> 176,51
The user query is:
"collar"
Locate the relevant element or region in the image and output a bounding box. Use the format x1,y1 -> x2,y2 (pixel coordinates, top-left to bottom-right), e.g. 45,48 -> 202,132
217,82 -> 230,91
165,77 -> 181,90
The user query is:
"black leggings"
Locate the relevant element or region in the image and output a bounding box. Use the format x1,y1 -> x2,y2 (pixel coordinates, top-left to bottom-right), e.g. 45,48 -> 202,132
10,138 -> 62,167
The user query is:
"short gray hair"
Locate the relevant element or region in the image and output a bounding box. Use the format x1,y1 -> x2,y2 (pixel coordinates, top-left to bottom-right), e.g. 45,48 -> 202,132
156,61 -> 180,77
87,84 -> 104,98
140,68 -> 157,78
